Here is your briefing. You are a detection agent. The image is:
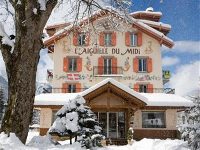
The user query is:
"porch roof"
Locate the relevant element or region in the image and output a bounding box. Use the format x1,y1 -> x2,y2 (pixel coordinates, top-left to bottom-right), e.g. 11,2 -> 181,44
34,78 -> 193,107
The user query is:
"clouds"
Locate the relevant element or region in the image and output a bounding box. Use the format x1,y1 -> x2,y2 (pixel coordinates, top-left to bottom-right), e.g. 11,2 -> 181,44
162,56 -> 180,67
168,61 -> 200,96
162,41 -> 200,54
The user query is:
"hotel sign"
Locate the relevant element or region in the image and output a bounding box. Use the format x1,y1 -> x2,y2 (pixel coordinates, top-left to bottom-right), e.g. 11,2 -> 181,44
75,47 -> 140,56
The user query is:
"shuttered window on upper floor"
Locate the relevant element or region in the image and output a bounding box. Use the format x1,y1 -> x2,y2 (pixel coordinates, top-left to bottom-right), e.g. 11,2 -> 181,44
63,57 -> 82,72
73,32 -> 90,46
133,57 -> 152,73
99,32 -> 116,46
125,32 -> 142,47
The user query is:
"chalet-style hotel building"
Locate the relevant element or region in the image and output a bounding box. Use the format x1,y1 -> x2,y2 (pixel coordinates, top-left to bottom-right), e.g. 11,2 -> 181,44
34,7 -> 193,144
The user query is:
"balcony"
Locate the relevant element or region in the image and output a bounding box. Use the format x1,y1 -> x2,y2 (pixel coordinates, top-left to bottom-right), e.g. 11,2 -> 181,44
42,87 -> 175,94
93,66 -> 123,77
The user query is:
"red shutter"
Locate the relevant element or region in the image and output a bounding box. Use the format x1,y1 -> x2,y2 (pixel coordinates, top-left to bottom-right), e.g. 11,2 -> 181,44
98,57 -> 104,75
77,57 -> 82,72
99,32 -> 105,46
137,32 -> 142,46
147,57 -> 152,73
63,57 -> 68,72
62,83 -> 68,93
111,32 -> 116,46
112,57 -> 117,74
76,83 -> 81,92
134,84 -> 139,92
85,33 -> 90,46
73,32 -> 78,46
125,32 -> 130,46
148,84 -> 153,93
133,57 -> 139,72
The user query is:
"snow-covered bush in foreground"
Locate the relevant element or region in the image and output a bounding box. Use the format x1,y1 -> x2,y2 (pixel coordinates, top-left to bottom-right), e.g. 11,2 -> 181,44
49,95 -> 104,149
178,96 -> 200,150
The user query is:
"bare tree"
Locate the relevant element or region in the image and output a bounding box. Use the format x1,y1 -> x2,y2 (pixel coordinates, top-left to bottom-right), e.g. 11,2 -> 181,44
0,0 -> 131,144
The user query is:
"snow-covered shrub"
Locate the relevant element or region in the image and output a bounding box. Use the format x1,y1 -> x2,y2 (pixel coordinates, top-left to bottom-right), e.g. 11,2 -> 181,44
178,96 -> 200,150
49,95 -> 104,148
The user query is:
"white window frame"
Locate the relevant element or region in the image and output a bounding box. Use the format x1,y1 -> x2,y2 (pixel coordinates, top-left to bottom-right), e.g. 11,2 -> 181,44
142,111 -> 166,128
138,58 -> 147,72
104,33 -> 112,46
139,84 -> 147,93
69,58 -> 77,72
130,33 -> 137,46
68,84 -> 76,93
78,33 -> 86,46
104,58 -> 112,74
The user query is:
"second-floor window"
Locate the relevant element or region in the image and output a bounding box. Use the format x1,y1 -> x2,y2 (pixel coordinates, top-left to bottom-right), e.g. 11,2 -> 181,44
130,33 -> 137,46
104,58 -> 112,74
139,84 -> 147,93
78,33 -> 86,46
105,33 -> 112,46
69,58 -> 77,72
138,58 -> 147,72
68,84 -> 76,93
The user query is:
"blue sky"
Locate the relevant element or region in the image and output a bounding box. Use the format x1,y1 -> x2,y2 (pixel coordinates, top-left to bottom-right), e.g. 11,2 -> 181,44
129,0 -> 200,95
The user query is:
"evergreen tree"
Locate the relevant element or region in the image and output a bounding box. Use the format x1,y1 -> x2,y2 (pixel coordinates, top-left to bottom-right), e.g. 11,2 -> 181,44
49,95 -> 103,148
0,88 -> 4,122
178,96 -> 200,150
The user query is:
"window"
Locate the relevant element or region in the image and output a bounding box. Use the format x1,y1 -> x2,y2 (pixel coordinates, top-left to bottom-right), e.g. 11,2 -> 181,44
138,58 -> 147,72
104,33 -> 112,46
130,33 -> 137,46
52,110 -> 57,125
142,111 -> 166,128
68,84 -> 76,93
69,58 -> 77,72
78,33 -> 86,46
104,58 -> 112,74
139,84 -> 147,93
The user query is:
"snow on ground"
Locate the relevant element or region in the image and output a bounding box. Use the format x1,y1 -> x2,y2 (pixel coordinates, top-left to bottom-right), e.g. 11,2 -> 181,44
0,131 -> 189,150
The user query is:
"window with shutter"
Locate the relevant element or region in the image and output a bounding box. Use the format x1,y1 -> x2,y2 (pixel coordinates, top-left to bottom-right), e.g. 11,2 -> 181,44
134,84 -> 139,92
68,84 -> 76,93
63,57 -> 68,72
130,33 -> 138,46
104,33 -> 112,46
68,57 -> 77,72
62,83 -> 68,93
98,57 -> 104,75
138,58 -> 147,72
139,84 -> 147,93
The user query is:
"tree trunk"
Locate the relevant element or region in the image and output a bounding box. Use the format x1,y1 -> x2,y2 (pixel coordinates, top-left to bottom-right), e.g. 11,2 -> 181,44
1,39 -> 41,144
0,0 -> 57,144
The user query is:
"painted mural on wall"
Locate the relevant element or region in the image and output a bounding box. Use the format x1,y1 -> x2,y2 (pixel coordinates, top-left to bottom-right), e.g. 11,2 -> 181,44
123,74 -> 161,81
123,57 -> 130,71
145,41 -> 153,54
56,73 -> 161,82
85,56 -> 92,71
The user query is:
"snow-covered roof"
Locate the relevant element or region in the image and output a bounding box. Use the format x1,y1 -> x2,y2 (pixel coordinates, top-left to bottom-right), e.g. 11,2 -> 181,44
34,78 -> 193,108
44,8 -> 174,48
141,93 -> 194,107
34,93 -> 79,105
138,19 -> 171,29
130,11 -> 162,16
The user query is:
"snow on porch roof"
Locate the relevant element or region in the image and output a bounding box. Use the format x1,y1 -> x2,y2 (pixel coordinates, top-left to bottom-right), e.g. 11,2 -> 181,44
34,93 -> 79,105
141,93 -> 194,107
34,78 -> 193,107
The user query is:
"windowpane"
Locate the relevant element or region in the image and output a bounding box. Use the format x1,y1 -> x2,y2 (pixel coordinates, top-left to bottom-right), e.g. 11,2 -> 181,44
138,58 -> 147,72
69,58 -> 77,72
104,58 -> 112,74
52,110 -> 57,125
139,85 -> 147,93
142,111 -> 166,128
130,33 -> 137,46
118,112 -> 125,138
68,84 -> 76,93
78,34 -> 86,46
105,33 -> 112,46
